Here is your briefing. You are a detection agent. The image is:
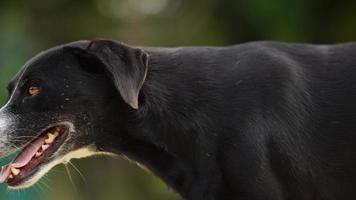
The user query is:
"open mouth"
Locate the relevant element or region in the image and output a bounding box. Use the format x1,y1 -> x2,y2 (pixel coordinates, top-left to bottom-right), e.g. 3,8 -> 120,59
0,125 -> 69,186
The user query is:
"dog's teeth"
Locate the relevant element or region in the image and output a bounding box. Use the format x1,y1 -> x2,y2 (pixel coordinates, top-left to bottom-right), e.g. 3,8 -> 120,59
11,167 -> 20,176
8,174 -> 14,179
35,152 -> 42,157
41,144 -> 50,151
53,131 -> 59,137
45,133 -> 56,143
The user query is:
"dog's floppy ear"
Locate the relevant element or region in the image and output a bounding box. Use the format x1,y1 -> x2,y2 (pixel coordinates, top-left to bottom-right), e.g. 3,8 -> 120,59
85,40 -> 149,109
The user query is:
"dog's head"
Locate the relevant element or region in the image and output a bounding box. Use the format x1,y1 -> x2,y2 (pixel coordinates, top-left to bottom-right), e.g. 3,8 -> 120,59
0,40 -> 148,188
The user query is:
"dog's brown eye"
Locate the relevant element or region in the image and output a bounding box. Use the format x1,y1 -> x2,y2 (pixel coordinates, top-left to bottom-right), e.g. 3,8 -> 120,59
28,86 -> 40,96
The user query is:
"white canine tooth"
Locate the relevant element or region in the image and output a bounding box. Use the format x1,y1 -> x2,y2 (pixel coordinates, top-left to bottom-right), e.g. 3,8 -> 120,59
45,133 -> 56,143
41,144 -> 50,151
11,167 -> 20,176
35,152 -> 42,157
8,174 -> 14,179
53,131 -> 59,137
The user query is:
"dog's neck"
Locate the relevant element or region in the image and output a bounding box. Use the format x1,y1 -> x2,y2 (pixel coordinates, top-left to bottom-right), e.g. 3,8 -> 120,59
96,53 -> 225,200
97,95 -> 205,199
105,90 -> 209,199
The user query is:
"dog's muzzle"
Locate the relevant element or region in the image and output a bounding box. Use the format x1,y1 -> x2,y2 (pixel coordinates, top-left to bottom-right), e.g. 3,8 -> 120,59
0,106 -> 15,158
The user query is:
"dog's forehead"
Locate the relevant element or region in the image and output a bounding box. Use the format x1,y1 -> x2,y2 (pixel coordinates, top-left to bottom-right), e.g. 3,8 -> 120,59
12,40 -> 91,83
8,51 -> 62,88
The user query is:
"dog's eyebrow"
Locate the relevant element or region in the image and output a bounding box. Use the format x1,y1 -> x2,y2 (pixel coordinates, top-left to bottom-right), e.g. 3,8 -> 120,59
6,80 -> 16,93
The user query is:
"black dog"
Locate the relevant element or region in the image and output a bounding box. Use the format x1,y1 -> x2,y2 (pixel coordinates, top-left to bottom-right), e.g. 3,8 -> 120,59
0,40 -> 356,200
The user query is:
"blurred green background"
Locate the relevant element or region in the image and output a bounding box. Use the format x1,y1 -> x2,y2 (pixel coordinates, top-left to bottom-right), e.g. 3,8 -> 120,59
1,0 -> 356,199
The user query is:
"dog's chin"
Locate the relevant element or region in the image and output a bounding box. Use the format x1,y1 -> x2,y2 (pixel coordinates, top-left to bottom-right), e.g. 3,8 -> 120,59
8,146 -> 99,189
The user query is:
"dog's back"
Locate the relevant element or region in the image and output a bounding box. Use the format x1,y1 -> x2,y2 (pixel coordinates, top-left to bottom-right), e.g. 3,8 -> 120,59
139,42 -> 356,199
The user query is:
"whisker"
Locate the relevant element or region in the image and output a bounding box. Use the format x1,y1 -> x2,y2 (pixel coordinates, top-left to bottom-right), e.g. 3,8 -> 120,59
65,163 -> 78,193
12,135 -> 38,138
4,128 -> 41,150
69,161 -> 87,185
50,168 -> 67,174
5,127 -> 39,136
10,139 -> 35,143
32,183 -> 42,197
36,182 -> 46,195
40,176 -> 53,192
10,143 -> 21,152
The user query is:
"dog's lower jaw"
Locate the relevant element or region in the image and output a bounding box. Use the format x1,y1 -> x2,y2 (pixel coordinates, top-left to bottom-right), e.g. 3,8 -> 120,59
8,145 -> 103,189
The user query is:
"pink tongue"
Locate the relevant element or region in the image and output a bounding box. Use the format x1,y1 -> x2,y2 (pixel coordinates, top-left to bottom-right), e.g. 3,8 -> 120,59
0,138 -> 45,183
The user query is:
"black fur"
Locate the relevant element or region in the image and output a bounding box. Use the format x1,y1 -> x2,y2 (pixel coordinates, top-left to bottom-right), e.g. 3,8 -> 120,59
4,40 -> 356,200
